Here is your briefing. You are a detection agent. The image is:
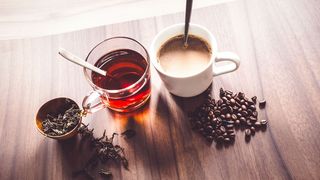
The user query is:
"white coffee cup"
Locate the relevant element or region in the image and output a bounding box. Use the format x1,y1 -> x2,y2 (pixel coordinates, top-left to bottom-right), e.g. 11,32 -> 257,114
150,23 -> 240,97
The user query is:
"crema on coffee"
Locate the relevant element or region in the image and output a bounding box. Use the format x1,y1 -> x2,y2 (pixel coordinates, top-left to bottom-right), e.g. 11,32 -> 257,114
157,34 -> 212,77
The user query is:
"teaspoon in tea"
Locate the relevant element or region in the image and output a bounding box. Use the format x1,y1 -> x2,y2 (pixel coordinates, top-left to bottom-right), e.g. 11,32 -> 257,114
58,48 -> 109,77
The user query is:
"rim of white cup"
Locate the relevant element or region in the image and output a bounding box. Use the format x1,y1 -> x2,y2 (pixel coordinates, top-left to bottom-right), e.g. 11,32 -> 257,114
150,23 -> 218,79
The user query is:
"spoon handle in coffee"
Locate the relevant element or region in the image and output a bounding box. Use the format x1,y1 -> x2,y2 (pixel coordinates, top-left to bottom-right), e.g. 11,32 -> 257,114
184,0 -> 193,46
58,48 -> 107,76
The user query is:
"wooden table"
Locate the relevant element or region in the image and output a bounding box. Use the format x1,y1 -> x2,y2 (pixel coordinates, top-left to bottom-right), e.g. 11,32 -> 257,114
0,0 -> 319,179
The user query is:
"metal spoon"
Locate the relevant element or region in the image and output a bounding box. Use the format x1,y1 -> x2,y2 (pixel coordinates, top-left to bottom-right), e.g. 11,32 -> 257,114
184,0 -> 193,48
58,48 -> 107,76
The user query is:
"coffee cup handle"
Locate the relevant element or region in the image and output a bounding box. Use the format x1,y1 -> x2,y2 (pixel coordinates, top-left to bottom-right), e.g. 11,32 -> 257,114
213,52 -> 240,76
82,91 -> 106,114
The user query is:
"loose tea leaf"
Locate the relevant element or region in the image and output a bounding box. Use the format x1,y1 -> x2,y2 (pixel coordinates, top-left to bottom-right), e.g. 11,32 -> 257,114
259,99 -> 267,109
42,102 -> 81,136
75,123 -> 129,179
99,169 -> 113,179
188,87 -> 268,144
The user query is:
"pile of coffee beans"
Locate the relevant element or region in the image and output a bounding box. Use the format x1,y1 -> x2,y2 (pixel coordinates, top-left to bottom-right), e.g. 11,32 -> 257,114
189,88 -> 267,143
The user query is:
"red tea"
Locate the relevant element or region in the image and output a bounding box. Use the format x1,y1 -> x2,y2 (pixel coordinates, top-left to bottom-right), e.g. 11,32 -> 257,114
91,49 -> 150,110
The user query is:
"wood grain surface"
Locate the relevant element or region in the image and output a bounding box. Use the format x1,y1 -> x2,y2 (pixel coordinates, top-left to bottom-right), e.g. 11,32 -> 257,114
0,0 -> 319,179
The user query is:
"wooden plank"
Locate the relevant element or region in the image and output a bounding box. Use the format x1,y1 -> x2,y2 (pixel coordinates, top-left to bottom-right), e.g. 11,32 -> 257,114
0,0 -> 319,179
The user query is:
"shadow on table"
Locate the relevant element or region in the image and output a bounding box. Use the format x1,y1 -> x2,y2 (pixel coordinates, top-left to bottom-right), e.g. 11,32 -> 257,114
107,92 -> 183,174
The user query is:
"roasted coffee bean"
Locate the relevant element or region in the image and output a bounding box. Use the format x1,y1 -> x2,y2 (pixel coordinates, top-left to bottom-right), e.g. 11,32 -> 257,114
238,92 -> 244,98
231,114 -> 237,120
227,129 -> 234,133
212,118 -> 218,123
244,102 -> 249,107
220,126 -> 226,133
229,132 -> 236,138
233,93 -> 238,98
222,97 -> 228,103
249,116 -> 257,122
245,129 -> 251,136
246,120 -> 252,126
254,121 -> 261,127
259,100 -> 266,108
252,96 -> 257,104
214,110 -> 221,116
225,90 -> 233,95
248,100 -> 255,106
261,119 -> 268,125
216,130 -> 222,135
222,120 -> 229,125
226,124 -> 234,128
252,111 -> 258,117
241,111 -> 248,117
240,99 -> 245,104
235,102 -> 241,107
227,121 -> 234,124
250,126 -> 255,133
189,88 -> 267,144
222,132 -> 228,137
239,117 -> 246,123
226,113 -> 231,119
249,105 -> 256,111
221,107 -> 228,114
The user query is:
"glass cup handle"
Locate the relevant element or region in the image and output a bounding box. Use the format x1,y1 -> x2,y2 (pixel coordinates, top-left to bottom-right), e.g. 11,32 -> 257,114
213,52 -> 240,76
82,91 -> 106,114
